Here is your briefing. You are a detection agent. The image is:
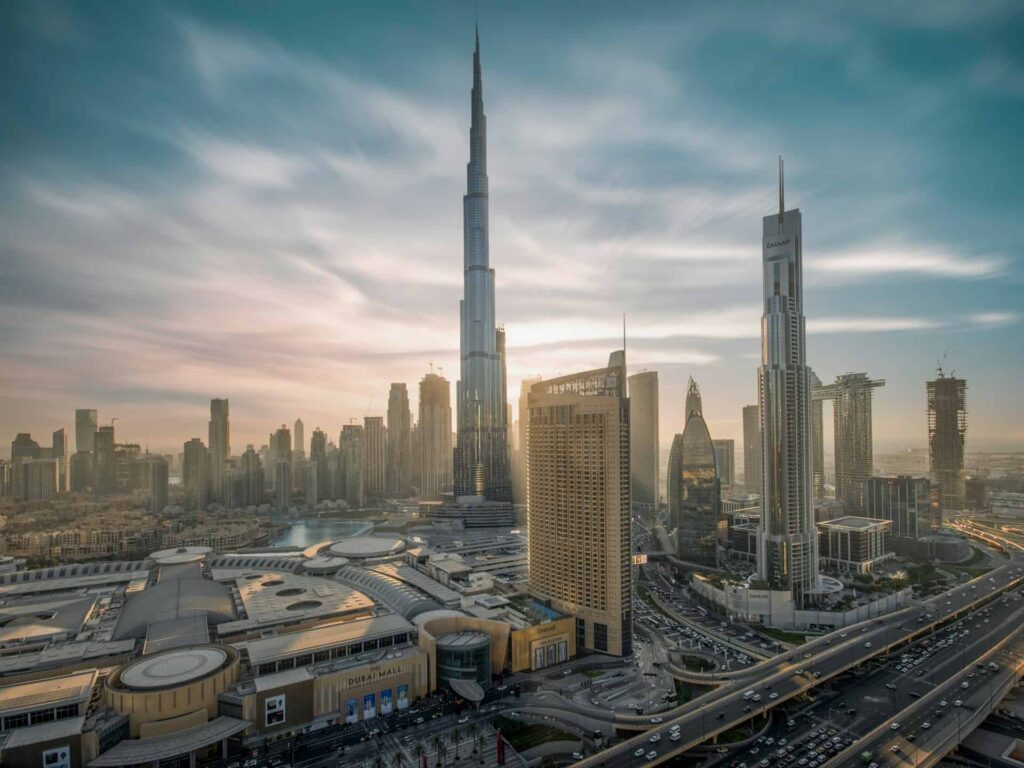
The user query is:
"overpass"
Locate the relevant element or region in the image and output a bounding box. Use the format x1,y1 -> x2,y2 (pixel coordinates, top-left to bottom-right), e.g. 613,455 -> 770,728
573,562 -> 1023,766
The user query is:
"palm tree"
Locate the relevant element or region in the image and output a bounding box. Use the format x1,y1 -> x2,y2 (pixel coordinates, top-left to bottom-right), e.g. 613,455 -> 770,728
452,728 -> 462,761
413,743 -> 425,768
393,752 -> 408,768
433,734 -> 446,768
468,724 -> 479,755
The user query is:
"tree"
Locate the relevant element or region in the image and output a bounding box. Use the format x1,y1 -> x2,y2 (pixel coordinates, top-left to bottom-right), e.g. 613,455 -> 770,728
393,752 -> 408,768
468,723 -> 479,755
452,728 -> 461,761
413,743 -> 426,768
433,735 -> 446,768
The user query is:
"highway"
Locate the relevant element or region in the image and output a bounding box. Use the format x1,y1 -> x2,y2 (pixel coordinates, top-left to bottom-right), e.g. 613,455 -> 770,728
574,560 -> 1024,767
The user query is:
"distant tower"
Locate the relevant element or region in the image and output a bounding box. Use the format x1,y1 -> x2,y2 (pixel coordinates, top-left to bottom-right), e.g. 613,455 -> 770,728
294,418 -> 305,459
94,425 -> 116,495
669,379 -> 722,566
809,370 -> 825,498
386,384 -> 412,497
52,428 -> 69,491
742,404 -> 762,495
273,424 -> 292,511
182,438 -> 209,511
756,159 -> 818,605
453,29 -> 511,504
241,445 -> 264,507
527,351 -> 632,657
341,424 -> 365,508
927,371 -> 967,512
419,371 -> 453,501
628,371 -> 660,513
712,439 -> 735,490
208,398 -> 230,501
363,416 -> 387,499
814,373 -> 885,514
75,409 -> 97,454
148,456 -> 169,514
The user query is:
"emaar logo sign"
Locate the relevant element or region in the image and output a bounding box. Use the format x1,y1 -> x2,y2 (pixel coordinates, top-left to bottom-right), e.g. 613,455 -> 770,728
766,239 -> 791,249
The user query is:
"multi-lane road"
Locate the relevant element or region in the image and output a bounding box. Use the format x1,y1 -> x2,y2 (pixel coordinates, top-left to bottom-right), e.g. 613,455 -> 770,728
575,560 -> 1024,766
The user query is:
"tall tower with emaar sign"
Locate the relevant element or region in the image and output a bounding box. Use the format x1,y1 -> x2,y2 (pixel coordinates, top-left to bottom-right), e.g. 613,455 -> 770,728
756,158 -> 819,606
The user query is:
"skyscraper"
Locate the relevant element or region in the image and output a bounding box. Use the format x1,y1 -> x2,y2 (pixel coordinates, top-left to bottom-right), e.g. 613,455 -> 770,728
148,456 -> 169,514
866,475 -> 937,540
712,439 -> 735,490
241,445 -> 264,507
669,379 -> 722,567
419,372 -> 453,501
340,424 -> 364,508
527,352 -> 631,656
386,383 -> 412,498
208,398 -> 230,501
49,428 -> 69,492
756,160 -> 818,605
513,377 -> 542,505
293,418 -> 305,459
453,30 -> 511,504
742,404 -> 762,495
75,409 -> 97,454
809,370 -> 825,498
94,425 -> 116,494
182,437 -> 209,511
927,371 -> 967,512
527,352 -> 632,657
310,428 -> 328,504
814,372 -> 885,514
363,416 -> 387,499
628,371 -> 659,513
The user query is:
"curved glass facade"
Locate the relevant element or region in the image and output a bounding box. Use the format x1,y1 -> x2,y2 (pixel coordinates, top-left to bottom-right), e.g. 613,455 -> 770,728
436,631 -> 492,690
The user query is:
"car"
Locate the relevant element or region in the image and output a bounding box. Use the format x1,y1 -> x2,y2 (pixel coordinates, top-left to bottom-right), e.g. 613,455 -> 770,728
864,642 -> 873,648
769,692 -> 780,700
670,732 -> 681,742
796,669 -> 805,675
840,632 -> 848,638
572,752 -> 584,760
939,700 -> 948,707
885,683 -> 897,690
457,716 -> 470,724
649,716 -> 663,724
891,746 -> 900,753
634,748 -> 647,757
955,700 -> 965,707
414,717 -> 425,724
890,723 -> 900,730
649,734 -> 661,743
646,751 -> 658,761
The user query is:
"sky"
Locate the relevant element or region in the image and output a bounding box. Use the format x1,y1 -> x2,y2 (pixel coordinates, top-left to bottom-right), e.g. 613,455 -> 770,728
1,1 -> 1023,462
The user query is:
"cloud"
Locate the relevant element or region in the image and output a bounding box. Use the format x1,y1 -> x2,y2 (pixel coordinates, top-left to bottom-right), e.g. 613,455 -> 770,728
811,245 -> 1005,279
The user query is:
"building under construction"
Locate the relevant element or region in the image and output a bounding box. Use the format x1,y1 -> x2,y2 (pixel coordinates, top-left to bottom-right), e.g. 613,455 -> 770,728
927,371 -> 967,512
813,372 -> 885,515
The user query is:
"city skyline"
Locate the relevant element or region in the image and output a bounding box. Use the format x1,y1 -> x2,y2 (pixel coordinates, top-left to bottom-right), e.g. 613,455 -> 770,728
2,2 -> 1024,458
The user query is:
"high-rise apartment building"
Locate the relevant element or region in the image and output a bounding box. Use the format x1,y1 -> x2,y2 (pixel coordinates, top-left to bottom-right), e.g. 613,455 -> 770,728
669,379 -> 722,567
75,409 -> 97,454
712,439 -> 735,490
208,398 -> 230,501
419,372 -> 452,501
363,416 -> 387,499
293,418 -> 305,460
756,161 -> 818,605
512,377 -> 542,506
814,373 -> 884,514
11,433 -> 40,460
527,352 -> 632,657
927,372 -> 967,512
148,456 -> 169,514
13,458 -> 59,502
94,426 -> 116,494
628,371 -> 659,513
52,428 -> 69,491
240,445 -> 264,507
742,404 -> 762,495
865,475 -> 937,540
272,424 -> 292,495
341,424 -> 364,508
182,438 -> 209,511
386,383 -> 412,498
453,31 -> 511,504
809,370 -> 825,498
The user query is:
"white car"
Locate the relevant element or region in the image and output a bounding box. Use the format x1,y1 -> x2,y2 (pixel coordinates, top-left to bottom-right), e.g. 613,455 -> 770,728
922,722 -> 931,730
646,751 -> 658,761
890,723 -> 900,730
635,748 -> 647,757
649,733 -> 661,743
769,692 -> 779,700
955,700 -> 965,707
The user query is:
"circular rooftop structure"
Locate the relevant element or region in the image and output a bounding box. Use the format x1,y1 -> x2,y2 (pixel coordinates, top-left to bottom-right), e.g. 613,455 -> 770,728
119,647 -> 229,690
148,546 -> 212,565
301,555 -> 350,575
328,536 -> 405,560
437,630 -> 491,651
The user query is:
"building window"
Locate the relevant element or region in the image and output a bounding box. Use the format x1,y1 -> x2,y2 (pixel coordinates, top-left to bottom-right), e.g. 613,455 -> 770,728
594,623 -> 608,653
265,695 -> 286,727
575,618 -> 585,649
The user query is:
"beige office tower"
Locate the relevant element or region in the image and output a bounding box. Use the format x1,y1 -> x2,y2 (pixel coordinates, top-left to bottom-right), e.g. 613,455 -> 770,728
513,377 -> 542,505
363,416 -> 387,499
627,371 -> 659,514
208,399 -> 230,501
527,352 -> 632,657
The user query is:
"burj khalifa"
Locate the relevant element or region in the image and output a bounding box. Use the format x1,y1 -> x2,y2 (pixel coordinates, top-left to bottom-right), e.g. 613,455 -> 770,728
454,29 -> 511,503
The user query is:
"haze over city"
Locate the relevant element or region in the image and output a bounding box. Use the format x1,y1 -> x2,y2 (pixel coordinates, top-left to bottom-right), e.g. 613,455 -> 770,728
2,0 -> 1022,457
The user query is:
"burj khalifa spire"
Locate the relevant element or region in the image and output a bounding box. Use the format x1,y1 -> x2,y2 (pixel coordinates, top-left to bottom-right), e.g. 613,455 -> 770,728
454,28 -> 511,503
